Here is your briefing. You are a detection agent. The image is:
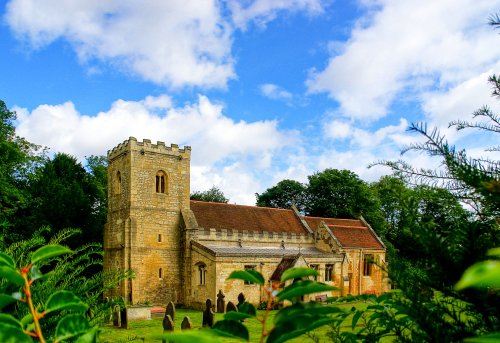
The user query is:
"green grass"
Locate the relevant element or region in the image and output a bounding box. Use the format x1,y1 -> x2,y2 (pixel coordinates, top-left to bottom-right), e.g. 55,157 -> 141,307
98,302 -> 367,342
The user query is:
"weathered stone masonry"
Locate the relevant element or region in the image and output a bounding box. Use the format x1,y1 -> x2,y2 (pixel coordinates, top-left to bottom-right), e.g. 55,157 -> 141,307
104,138 -> 389,308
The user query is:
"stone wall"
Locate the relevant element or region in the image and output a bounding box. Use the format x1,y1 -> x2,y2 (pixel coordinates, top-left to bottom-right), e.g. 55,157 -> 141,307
104,137 -> 191,305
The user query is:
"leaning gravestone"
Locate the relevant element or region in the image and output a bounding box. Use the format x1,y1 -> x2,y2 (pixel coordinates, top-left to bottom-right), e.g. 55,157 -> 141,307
181,316 -> 192,330
216,290 -> 225,313
202,298 -> 215,328
166,301 -> 176,322
226,301 -> 238,312
162,314 -> 174,343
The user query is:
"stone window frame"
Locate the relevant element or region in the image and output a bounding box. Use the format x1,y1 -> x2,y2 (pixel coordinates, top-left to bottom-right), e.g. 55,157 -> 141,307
196,262 -> 207,285
309,264 -> 319,281
244,265 -> 257,285
155,170 -> 167,194
363,254 -> 374,276
325,264 -> 334,282
115,171 -> 122,194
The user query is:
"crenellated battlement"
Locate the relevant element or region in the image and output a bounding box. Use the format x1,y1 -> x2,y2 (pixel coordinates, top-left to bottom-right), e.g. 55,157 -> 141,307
108,137 -> 191,161
197,227 -> 314,244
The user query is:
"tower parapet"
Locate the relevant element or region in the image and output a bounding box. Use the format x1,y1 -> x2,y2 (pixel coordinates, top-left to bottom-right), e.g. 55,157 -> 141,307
108,136 -> 191,162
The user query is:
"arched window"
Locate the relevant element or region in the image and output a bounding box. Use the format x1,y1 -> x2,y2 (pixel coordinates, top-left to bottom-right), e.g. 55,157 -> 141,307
197,263 -> 206,285
115,171 -> 122,194
155,171 -> 167,193
159,268 -> 163,279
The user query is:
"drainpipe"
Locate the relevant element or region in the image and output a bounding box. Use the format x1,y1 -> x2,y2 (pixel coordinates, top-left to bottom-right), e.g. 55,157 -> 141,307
358,249 -> 363,295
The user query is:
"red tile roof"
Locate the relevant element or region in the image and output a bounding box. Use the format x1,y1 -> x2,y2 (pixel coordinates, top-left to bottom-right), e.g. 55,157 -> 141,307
304,216 -> 384,249
190,200 -> 307,234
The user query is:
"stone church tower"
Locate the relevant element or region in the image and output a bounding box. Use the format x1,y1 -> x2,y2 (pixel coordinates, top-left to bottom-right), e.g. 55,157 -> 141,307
104,137 -> 191,305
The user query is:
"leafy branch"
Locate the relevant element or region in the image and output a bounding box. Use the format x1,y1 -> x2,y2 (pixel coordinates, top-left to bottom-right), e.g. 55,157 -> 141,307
0,245 -> 97,342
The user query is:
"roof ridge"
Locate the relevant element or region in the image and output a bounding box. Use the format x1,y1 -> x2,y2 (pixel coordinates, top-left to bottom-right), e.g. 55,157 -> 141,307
189,200 -> 293,212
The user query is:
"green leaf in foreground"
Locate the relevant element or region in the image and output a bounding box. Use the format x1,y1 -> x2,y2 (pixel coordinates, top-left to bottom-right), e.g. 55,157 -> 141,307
0,323 -> 32,343
268,317 -> 335,343
224,311 -> 253,321
0,266 -> 25,286
455,260 -> 500,290
464,333 -> 500,343
45,290 -> 88,314
237,302 -> 256,316
0,252 -> 15,268
54,314 -> 91,341
160,330 -> 221,343
213,319 -> 249,341
0,294 -> 17,310
281,267 -> 319,282
487,247 -> 500,257
277,280 -> 338,301
273,302 -> 344,326
0,313 -> 23,329
227,269 -> 264,285
31,244 -> 72,265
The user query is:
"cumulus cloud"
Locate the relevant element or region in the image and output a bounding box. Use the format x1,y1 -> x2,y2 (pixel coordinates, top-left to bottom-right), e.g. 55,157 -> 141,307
5,0 -> 234,88
4,0 -> 326,89
14,95 -> 299,204
307,0 -> 500,121
227,0 -> 324,30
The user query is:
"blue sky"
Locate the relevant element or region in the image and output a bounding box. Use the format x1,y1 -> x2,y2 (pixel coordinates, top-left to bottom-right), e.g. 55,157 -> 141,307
2,0 -> 499,204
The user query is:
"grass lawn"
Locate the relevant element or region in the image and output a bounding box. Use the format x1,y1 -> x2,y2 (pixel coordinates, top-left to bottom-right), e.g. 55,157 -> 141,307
98,302 -> 368,342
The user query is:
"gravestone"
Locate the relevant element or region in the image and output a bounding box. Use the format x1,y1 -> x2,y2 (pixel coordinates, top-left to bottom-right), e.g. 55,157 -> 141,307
112,307 -> 120,327
166,301 -> 176,322
120,308 -> 128,329
202,299 -> 215,328
162,314 -> 174,343
237,293 -> 246,309
216,290 -> 225,313
226,301 -> 238,312
181,316 -> 192,330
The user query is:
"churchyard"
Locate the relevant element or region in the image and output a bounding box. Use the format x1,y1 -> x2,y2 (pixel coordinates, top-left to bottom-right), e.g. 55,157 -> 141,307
99,300 -> 369,342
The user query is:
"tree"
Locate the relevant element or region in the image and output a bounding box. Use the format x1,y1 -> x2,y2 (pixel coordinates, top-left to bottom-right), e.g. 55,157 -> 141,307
191,186 -> 229,203
256,179 -> 307,212
27,153 -> 105,245
0,100 -> 43,240
369,74 -> 500,341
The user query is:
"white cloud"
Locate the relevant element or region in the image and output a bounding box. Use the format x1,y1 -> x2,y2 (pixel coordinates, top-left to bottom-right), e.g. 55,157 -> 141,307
14,95 -> 299,205
306,0 -> 500,121
5,0 -> 327,89
422,69 -> 500,142
5,0 -> 234,88
260,83 -> 293,101
227,0 -> 324,30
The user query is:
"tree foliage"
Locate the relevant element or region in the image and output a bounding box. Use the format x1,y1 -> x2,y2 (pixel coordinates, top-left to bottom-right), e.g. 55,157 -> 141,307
256,179 -> 307,212
191,186 -> 229,203
366,71 -> 500,340
23,153 -> 107,246
0,101 -> 43,234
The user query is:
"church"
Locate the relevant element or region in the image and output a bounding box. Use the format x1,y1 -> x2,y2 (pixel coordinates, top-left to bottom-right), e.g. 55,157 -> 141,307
104,137 -> 389,309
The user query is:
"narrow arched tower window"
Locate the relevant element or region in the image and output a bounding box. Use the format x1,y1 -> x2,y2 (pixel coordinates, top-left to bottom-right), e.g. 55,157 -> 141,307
155,171 -> 167,193
115,171 -> 122,194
